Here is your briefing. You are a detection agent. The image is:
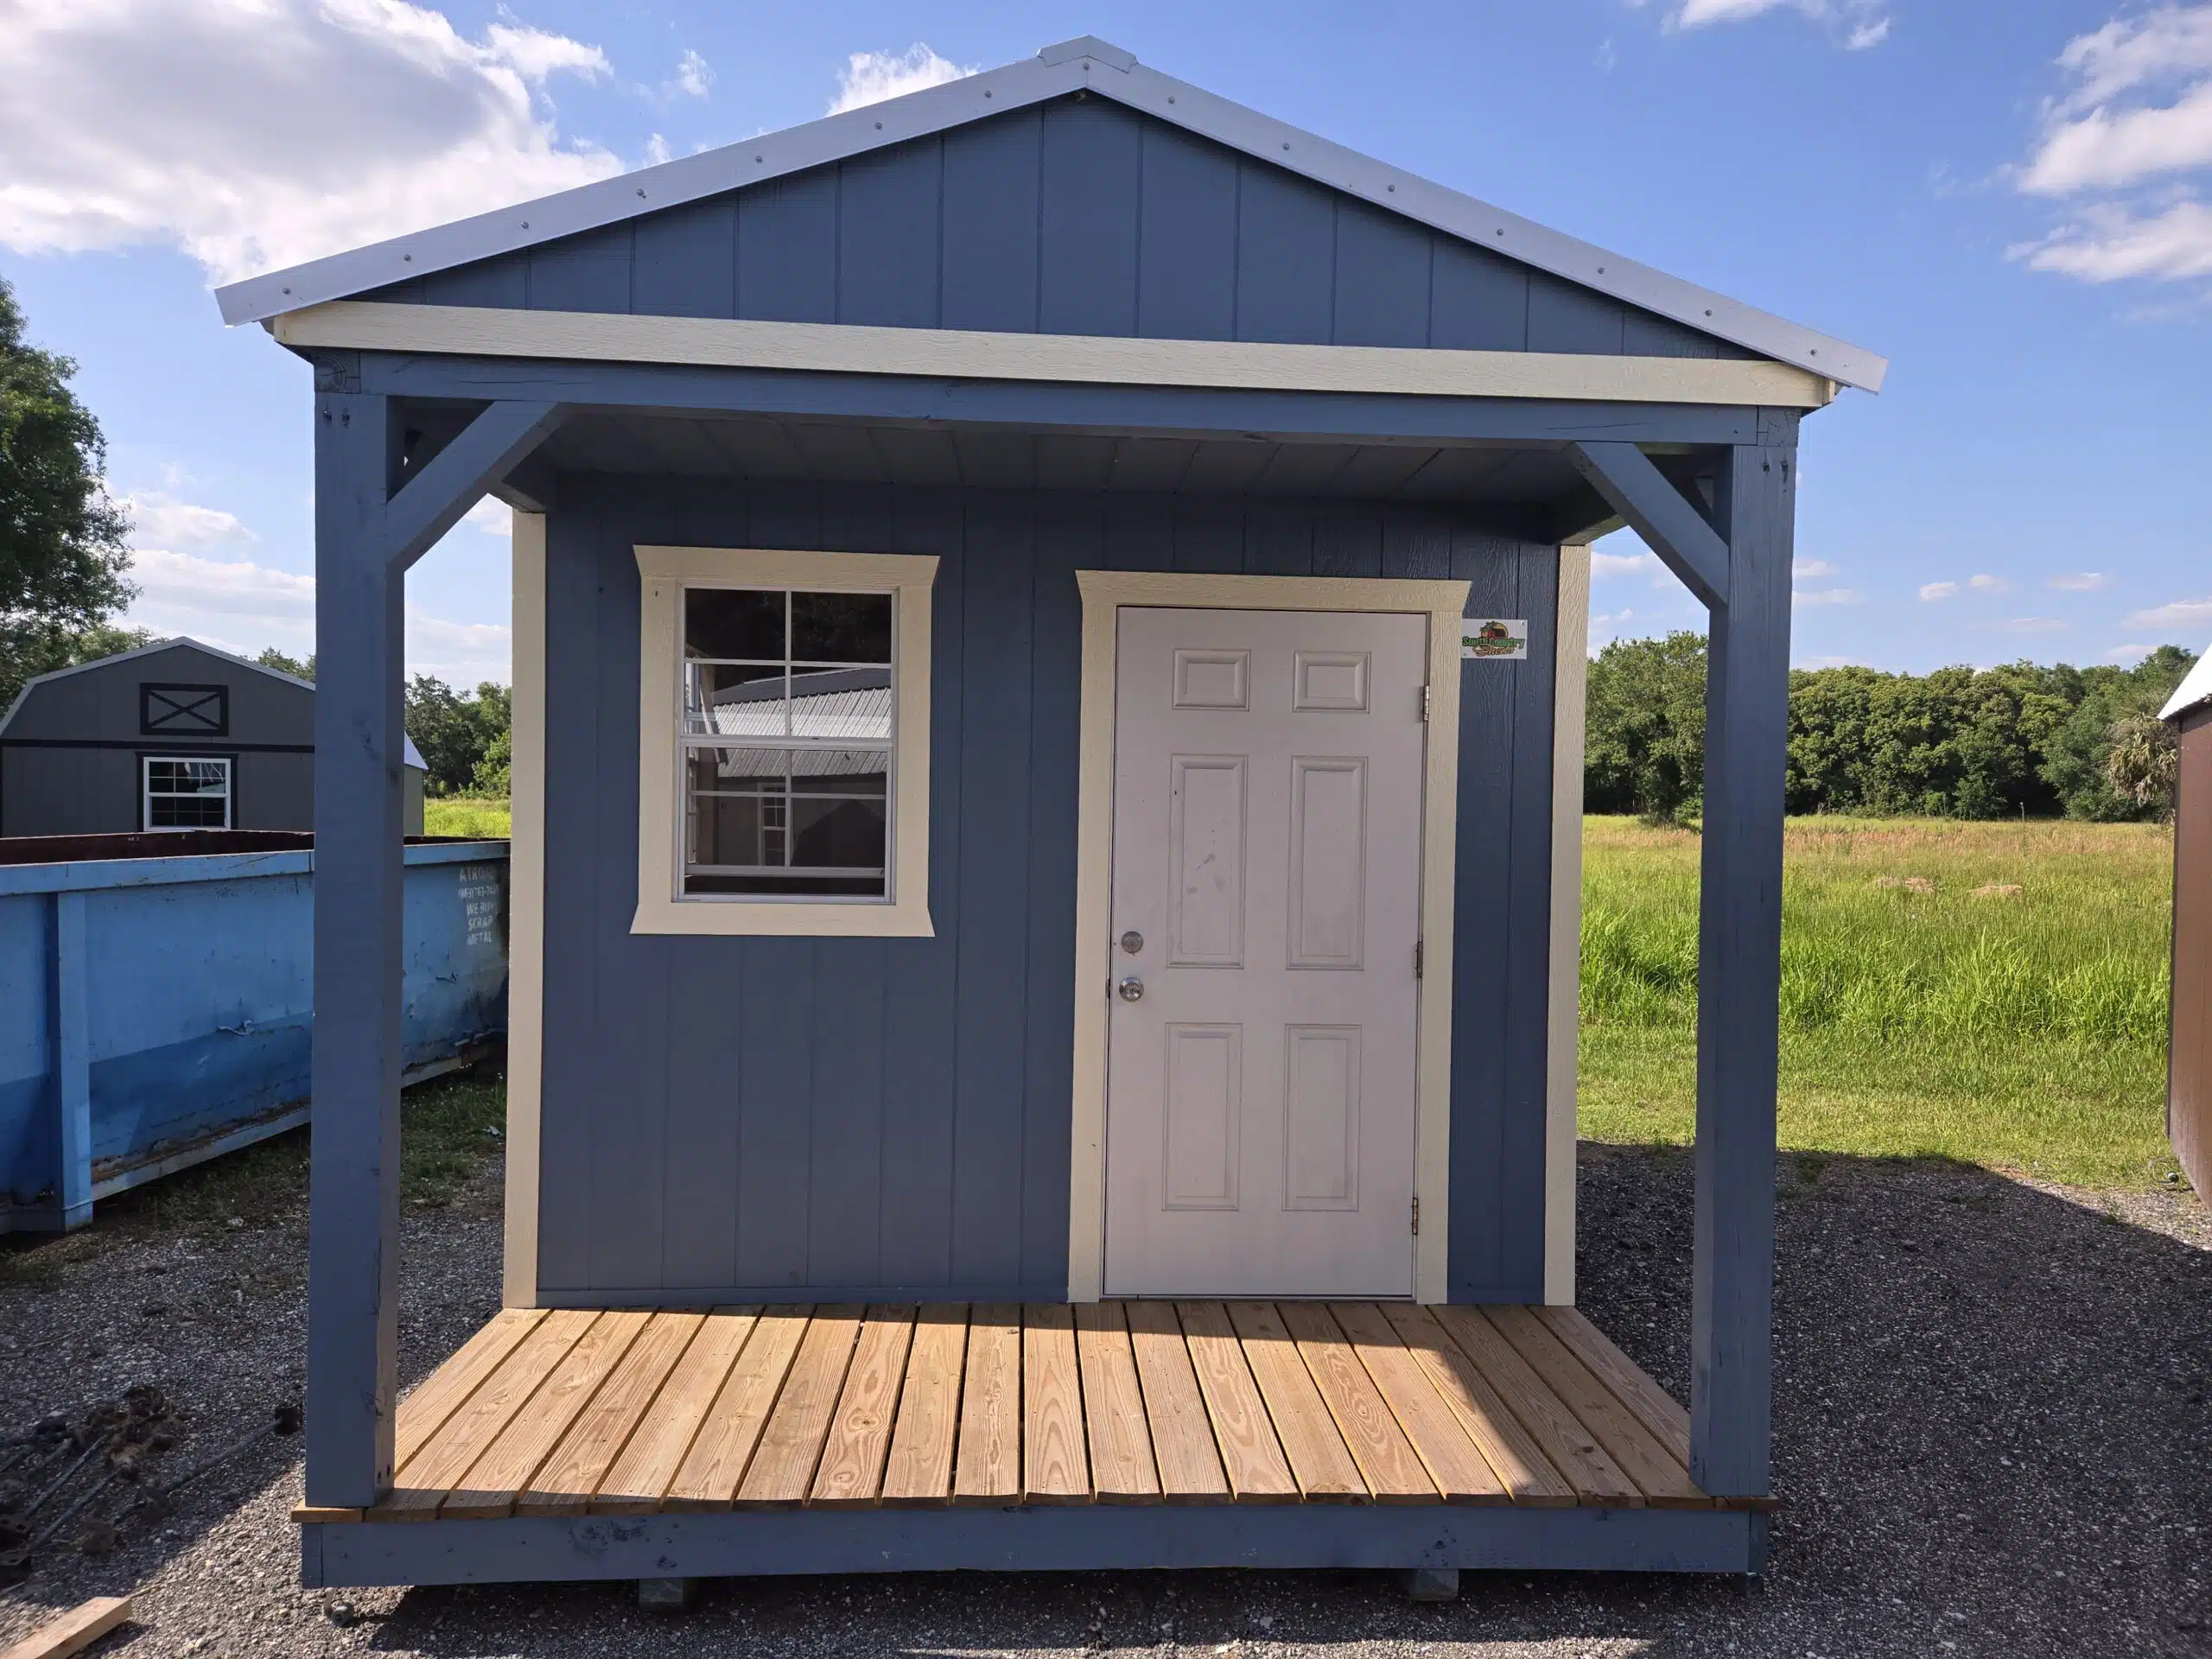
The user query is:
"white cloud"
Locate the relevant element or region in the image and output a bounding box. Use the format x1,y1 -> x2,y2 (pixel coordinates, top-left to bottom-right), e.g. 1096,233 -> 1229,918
1592,550 -> 1656,578
406,607 -> 512,686
462,496 -> 513,537
1797,653 -> 1863,668
0,0 -> 625,285
1968,573 -> 2011,593
645,132 -> 672,168
1972,616 -> 2067,633
2126,595 -> 2212,631
673,47 -> 713,99
2048,571 -> 2109,591
829,43 -> 976,115
2012,5 -> 2212,286
1920,581 -> 1961,601
119,490 -> 255,550
1669,0 -> 1890,48
1794,556 -> 1837,578
1794,587 -> 1862,607
2104,643 -> 2156,663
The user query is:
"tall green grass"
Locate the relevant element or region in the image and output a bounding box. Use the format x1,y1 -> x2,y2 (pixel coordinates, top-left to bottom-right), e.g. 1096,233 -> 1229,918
422,797 -> 512,838
1579,817 -> 2179,1186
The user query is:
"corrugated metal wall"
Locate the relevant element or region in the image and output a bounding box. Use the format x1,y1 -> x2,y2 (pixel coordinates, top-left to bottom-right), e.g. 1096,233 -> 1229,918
534,475 -> 1560,1304
2172,709 -> 2211,1198
366,99 -> 1745,362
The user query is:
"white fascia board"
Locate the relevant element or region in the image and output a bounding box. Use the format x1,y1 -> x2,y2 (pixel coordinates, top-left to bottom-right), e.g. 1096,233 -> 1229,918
2161,650 -> 2212,722
215,36 -> 1887,393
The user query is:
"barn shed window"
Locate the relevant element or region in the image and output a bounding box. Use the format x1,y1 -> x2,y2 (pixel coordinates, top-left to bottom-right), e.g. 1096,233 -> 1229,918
143,756 -> 232,830
631,546 -> 938,938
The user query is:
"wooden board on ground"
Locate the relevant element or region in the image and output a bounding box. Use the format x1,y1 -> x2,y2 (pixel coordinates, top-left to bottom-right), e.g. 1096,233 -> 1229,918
1075,1301 -> 1160,1503
1022,1303 -> 1090,1504
517,1311 -> 705,1516
592,1306 -> 759,1516
1536,1305 -> 1694,1468
662,1306 -> 810,1512
442,1309 -> 653,1518
1328,1301 -> 1508,1504
1223,1301 -> 1364,1501
0,1597 -> 131,1659
1175,1301 -> 1297,1503
1378,1302 -> 1575,1508
373,1307 -> 597,1519
735,1306 -> 864,1507
1430,1305 -> 1642,1506
951,1304 -> 1020,1505
393,1306 -> 546,1470
1125,1300 -> 1229,1503
810,1305 -> 918,1507
1484,1305 -> 1707,1508
881,1304 -> 969,1505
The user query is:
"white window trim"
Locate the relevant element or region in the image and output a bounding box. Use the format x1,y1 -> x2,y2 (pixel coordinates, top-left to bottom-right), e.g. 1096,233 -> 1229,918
632,544 -> 938,938
143,754 -> 232,831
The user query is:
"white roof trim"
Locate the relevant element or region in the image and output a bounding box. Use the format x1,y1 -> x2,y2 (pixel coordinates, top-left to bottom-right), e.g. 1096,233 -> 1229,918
0,635 -> 429,770
2160,649 -> 2212,721
213,35 -> 1886,393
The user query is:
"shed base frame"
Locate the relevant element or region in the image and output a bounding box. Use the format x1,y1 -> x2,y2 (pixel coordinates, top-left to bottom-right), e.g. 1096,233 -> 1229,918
301,1507 -> 1767,1587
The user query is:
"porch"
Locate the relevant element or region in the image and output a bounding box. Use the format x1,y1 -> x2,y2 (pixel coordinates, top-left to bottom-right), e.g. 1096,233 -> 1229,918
295,1300 -> 1764,1585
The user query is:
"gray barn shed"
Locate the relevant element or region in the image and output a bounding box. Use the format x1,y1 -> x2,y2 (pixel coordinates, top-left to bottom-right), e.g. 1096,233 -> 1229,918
218,37 -> 1884,1588
0,638 -> 426,837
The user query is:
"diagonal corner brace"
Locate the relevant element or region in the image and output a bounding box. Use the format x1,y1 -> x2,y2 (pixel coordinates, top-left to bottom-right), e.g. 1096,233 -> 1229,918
1566,441 -> 1731,611
381,400 -> 564,573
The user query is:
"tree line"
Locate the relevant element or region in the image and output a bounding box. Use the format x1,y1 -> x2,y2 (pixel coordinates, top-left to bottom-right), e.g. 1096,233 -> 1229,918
1586,631 -> 2197,824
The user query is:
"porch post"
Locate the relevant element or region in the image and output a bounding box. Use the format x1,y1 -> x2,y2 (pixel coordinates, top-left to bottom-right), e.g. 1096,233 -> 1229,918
1689,410 -> 1796,1497
306,385 -> 407,1508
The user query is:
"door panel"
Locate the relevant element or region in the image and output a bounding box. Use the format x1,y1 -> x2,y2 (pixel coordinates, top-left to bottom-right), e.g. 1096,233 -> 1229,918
1104,606 -> 1426,1298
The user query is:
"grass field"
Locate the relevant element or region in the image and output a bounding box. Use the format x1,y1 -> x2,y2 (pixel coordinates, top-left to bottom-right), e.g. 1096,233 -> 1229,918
1580,816 -> 2178,1187
422,797 -> 512,837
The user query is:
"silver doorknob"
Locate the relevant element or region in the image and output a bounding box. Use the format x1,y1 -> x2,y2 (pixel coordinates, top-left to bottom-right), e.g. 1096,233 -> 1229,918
1117,976 -> 1145,1003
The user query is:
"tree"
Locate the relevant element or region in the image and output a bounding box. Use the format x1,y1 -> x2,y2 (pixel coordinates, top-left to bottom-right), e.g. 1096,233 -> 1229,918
1584,631 -> 1707,823
256,646 -> 315,681
0,276 -> 135,710
403,674 -> 512,797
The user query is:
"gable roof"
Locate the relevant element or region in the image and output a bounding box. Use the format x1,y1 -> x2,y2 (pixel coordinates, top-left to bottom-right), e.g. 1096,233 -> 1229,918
213,35 -> 1886,393
0,636 -> 429,770
2162,650 -> 2212,722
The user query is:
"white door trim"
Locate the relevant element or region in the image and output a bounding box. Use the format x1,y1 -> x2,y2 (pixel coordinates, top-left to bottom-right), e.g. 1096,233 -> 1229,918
1067,570 -> 1471,1305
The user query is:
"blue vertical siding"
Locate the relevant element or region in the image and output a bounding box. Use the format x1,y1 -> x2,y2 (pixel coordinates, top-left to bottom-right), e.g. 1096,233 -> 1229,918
364,100 -> 1751,361
534,474 -> 1560,1303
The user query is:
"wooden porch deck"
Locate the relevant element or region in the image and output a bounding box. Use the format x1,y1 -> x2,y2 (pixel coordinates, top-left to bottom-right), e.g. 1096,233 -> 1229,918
302,1301 -> 1731,1522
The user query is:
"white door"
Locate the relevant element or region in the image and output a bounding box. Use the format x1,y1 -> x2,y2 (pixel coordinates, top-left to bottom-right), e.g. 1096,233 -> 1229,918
1103,607 -> 1428,1298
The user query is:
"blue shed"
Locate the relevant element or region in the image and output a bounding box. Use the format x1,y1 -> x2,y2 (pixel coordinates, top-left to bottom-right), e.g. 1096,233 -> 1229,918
218,38 -> 1883,1590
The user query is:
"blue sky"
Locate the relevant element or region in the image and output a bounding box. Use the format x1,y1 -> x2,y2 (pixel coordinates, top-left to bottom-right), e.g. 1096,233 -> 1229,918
3,0 -> 2208,683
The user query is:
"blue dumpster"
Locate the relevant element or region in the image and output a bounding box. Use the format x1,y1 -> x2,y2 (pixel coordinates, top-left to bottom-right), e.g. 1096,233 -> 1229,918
1,836 -> 509,1231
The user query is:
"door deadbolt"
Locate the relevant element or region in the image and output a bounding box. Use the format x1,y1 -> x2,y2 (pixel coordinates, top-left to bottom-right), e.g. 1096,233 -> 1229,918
1116,976 -> 1146,1003
1120,930 -> 1144,954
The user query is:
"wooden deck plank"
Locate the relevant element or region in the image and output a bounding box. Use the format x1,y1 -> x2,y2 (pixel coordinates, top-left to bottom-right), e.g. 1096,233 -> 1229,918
440,1310 -> 653,1518
516,1311 -> 705,1516
372,1308 -> 597,1519
1328,1302 -> 1509,1505
810,1306 -> 919,1508
734,1306 -> 864,1508
1222,1301 -> 1364,1502
592,1306 -> 760,1516
1429,1305 -> 1643,1506
1378,1303 -> 1576,1508
881,1305 -> 969,1506
393,1307 -> 547,1471
1484,1306 -> 1707,1508
1535,1306 -> 1694,1470
951,1304 -> 1021,1506
1174,1301 -> 1298,1503
663,1306 -> 812,1512
1075,1302 -> 1160,1503
1125,1301 -> 1229,1503
1277,1302 -> 1435,1503
1022,1303 -> 1091,1504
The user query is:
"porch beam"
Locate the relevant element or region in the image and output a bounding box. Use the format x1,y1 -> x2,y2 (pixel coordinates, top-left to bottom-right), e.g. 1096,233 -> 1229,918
1687,412 -> 1797,1498
346,353 -> 1764,451
383,400 -> 563,571
1563,441 -> 1730,609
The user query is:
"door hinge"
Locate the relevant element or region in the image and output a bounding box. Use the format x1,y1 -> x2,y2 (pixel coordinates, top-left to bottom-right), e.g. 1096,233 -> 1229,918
1414,938 -> 1424,979
1421,684 -> 1431,723
1411,1196 -> 1421,1236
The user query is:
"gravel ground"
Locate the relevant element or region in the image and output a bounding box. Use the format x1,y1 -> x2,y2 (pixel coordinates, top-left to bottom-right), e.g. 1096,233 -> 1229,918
2,1138 -> 2206,1658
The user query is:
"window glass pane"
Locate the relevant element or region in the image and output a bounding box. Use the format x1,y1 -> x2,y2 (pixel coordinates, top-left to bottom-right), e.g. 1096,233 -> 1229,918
791,592 -> 892,664
146,758 -> 229,829
683,662 -> 787,738
788,666 -> 892,742
685,588 -> 783,661
683,747 -> 887,899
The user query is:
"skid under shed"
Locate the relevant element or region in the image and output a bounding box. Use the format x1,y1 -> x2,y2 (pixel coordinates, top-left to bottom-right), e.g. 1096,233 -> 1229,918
297,1300 -> 1764,1584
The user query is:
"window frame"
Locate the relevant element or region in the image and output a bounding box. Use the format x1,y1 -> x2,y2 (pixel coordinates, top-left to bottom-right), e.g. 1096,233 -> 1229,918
632,545 -> 938,938
142,753 -> 235,831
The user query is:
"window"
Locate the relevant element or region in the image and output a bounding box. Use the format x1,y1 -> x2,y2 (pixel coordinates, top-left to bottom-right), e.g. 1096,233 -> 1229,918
632,546 -> 938,937
143,756 -> 232,830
